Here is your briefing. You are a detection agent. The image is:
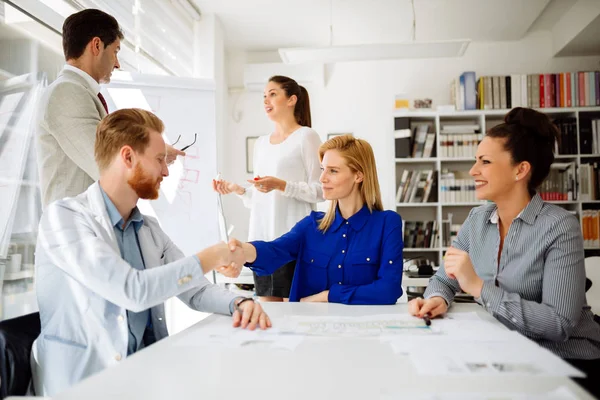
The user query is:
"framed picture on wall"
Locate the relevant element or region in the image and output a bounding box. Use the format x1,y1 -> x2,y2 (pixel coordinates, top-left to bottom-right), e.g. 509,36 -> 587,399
246,136 -> 259,173
327,132 -> 353,140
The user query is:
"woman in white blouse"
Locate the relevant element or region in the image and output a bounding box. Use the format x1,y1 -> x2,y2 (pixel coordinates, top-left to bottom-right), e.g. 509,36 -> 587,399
213,75 -> 324,302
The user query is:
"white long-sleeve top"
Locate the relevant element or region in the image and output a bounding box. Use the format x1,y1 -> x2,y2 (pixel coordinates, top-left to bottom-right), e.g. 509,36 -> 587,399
239,127 -> 324,241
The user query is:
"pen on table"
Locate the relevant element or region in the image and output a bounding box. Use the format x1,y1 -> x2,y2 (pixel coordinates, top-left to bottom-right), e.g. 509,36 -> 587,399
423,313 -> 432,326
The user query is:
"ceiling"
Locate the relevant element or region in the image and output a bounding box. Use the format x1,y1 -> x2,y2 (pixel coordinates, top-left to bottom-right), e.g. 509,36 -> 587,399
191,0 -> 554,51
556,13 -> 600,57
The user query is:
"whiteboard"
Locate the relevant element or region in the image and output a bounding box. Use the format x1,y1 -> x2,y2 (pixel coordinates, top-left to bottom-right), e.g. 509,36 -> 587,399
103,72 -> 219,256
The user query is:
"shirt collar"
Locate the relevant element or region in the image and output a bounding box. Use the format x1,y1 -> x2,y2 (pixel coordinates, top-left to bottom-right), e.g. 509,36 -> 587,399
330,204 -> 371,232
99,186 -> 144,231
63,64 -> 101,95
488,193 -> 544,226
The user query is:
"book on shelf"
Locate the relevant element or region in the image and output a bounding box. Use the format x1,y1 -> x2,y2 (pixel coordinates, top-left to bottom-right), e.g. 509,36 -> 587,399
439,133 -> 483,158
579,162 -> 600,202
540,162 -> 576,201
394,119 -> 435,158
402,220 -> 439,249
457,71 -> 600,111
553,117 -> 577,155
396,169 -> 437,203
439,170 -> 483,204
411,124 -> 430,158
441,222 -> 462,248
582,210 -> 600,248
578,117 -> 600,155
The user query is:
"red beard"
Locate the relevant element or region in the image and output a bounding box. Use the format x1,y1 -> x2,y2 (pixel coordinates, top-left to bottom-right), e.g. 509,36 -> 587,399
127,162 -> 161,200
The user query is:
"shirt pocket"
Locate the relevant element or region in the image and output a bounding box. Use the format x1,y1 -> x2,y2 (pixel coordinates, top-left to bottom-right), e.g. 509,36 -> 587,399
349,249 -> 380,285
300,250 -> 331,294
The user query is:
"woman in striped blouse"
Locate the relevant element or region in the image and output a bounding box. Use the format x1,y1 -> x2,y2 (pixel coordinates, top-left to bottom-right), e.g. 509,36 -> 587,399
409,107 -> 600,397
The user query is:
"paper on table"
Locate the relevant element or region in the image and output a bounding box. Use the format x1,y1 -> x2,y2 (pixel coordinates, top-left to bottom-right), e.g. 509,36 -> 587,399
407,333 -> 584,378
380,312 -> 511,345
278,314 -> 434,337
174,326 -> 304,351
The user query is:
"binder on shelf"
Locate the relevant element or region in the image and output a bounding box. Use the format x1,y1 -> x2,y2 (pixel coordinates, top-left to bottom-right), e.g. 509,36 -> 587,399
394,128 -> 412,158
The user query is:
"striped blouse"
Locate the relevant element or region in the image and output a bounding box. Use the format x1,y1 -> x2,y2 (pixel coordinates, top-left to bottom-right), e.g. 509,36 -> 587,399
425,194 -> 600,360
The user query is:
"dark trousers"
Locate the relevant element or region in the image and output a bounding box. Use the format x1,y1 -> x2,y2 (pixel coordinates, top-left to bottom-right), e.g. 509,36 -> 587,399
566,358 -> 600,399
253,260 -> 296,298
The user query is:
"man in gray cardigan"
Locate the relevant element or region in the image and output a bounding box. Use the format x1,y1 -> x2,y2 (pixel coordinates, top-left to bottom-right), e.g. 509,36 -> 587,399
35,9 -> 183,207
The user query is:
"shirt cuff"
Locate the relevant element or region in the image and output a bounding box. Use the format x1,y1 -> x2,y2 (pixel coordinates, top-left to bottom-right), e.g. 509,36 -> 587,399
282,181 -> 296,198
193,255 -> 201,267
327,284 -> 347,304
424,292 -> 451,306
235,187 -> 248,198
229,296 -> 244,315
479,281 -> 503,313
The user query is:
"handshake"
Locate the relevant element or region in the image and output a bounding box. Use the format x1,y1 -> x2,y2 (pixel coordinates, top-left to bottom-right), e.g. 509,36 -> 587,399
199,238 -> 256,278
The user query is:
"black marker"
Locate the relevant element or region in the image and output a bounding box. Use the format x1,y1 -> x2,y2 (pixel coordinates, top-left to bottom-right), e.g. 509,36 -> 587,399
423,313 -> 432,326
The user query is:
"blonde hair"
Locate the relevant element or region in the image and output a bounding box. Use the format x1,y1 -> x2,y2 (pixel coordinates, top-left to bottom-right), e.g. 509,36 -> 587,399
318,135 -> 383,231
95,108 -> 164,171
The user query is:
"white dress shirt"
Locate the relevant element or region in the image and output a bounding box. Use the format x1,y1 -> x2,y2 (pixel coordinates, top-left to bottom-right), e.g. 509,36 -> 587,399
63,64 -> 100,94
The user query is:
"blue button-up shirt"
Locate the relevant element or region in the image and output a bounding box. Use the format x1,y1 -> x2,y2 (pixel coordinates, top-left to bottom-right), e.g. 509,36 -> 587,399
248,205 -> 404,304
100,188 -> 151,355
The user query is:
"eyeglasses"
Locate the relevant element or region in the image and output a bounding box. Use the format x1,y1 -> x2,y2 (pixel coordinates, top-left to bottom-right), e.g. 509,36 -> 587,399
171,133 -> 197,151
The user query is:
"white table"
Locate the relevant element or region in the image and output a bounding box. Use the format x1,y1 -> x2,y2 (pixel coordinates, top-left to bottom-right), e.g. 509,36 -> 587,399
53,303 -> 593,400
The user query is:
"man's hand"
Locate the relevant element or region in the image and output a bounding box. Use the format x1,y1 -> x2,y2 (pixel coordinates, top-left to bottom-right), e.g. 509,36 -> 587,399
166,144 -> 185,165
408,296 -> 448,319
300,290 -> 329,303
444,247 -> 483,297
247,176 -> 286,193
232,300 -> 271,330
216,238 -> 247,277
197,242 -> 245,275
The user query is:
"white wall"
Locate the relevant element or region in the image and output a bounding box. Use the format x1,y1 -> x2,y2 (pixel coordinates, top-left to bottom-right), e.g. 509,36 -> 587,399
222,31 -> 600,243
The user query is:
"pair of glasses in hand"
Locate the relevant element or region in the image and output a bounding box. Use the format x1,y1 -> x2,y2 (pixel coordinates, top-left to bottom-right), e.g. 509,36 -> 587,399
171,133 -> 197,151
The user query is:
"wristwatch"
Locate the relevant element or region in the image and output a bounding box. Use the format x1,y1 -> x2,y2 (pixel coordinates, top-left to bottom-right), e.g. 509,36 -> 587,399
235,297 -> 254,312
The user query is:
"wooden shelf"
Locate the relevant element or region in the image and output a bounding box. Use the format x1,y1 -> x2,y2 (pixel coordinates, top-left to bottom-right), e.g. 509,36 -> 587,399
393,107 -> 590,119
395,158 -> 436,163
403,248 -> 440,252
554,155 -> 578,159
4,270 -> 34,281
396,202 -> 438,207
439,157 -> 475,162
442,202 -> 486,207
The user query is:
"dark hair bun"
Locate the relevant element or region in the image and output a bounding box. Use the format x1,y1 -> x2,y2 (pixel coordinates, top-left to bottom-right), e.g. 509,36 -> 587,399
504,107 -> 559,143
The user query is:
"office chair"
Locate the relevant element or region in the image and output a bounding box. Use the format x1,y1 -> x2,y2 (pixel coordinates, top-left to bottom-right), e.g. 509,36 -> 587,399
584,257 -> 600,326
0,312 -> 41,399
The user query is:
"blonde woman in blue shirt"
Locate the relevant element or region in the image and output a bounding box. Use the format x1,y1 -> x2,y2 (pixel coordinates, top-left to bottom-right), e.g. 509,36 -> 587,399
222,135 -> 404,305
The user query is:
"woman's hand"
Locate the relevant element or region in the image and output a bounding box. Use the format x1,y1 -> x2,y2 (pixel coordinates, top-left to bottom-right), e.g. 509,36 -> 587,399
300,290 -> 329,303
443,247 -> 484,298
213,178 -> 245,195
408,296 -> 448,319
248,176 -> 286,193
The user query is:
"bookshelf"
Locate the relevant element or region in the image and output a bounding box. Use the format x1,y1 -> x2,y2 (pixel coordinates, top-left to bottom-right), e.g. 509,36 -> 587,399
394,106 -> 600,269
